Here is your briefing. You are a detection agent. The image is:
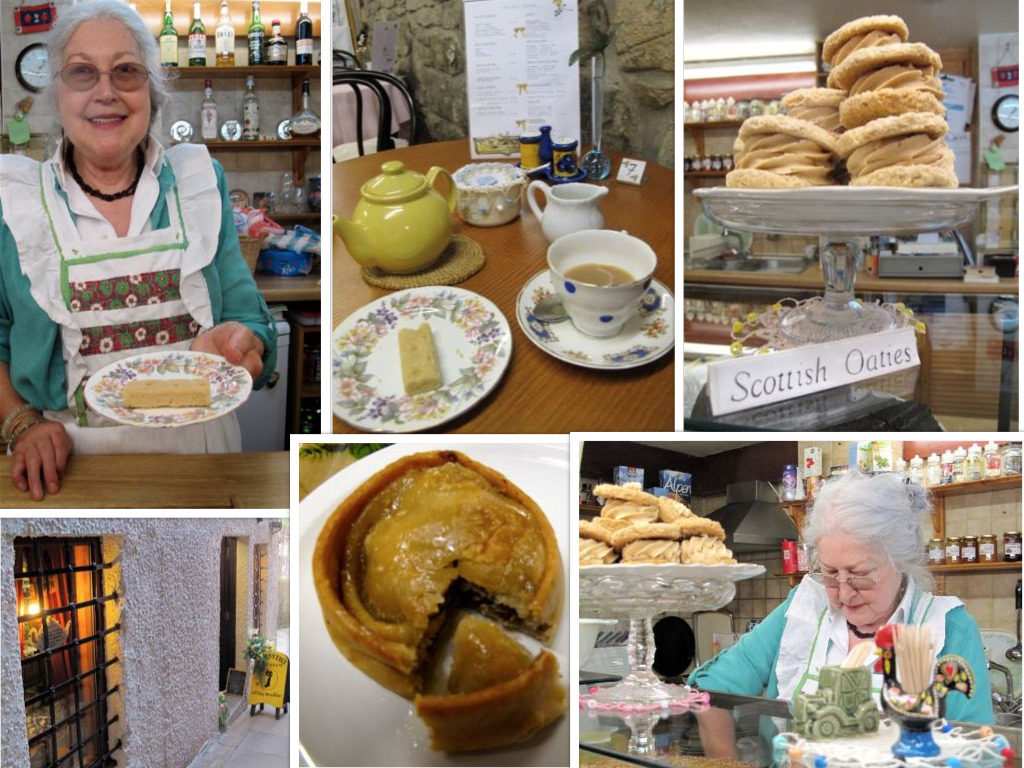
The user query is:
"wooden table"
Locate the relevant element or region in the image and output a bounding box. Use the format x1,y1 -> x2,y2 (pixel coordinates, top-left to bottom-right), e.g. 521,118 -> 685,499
255,273 -> 322,303
0,452 -> 289,509
332,140 -> 675,433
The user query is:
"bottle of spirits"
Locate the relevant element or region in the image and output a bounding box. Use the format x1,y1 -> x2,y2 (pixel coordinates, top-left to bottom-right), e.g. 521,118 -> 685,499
159,0 -> 178,67
242,75 -> 260,140
294,0 -> 314,66
200,79 -> 218,140
215,0 -> 235,66
266,20 -> 288,65
188,2 -> 207,66
289,78 -> 320,136
247,1 -> 265,65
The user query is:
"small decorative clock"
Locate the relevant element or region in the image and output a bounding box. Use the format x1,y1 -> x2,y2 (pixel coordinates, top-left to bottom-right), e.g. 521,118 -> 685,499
15,43 -> 49,93
992,94 -> 1019,133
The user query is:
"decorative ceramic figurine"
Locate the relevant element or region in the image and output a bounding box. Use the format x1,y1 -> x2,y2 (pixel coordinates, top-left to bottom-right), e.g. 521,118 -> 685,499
792,665 -> 880,740
333,161 -> 455,274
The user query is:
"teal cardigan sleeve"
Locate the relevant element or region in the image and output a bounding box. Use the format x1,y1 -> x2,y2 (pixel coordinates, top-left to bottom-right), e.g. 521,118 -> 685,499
939,605 -> 994,724
0,155 -> 277,408
687,588 -> 795,698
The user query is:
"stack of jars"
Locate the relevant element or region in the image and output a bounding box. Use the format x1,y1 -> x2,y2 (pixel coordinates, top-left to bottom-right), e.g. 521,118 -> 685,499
683,97 -> 782,123
684,154 -> 734,173
928,532 -> 1021,565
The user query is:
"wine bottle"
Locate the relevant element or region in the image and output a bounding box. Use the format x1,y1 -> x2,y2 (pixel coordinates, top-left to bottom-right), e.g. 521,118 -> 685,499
289,78 -> 320,136
242,75 -> 260,140
295,0 -> 313,66
159,0 -> 178,67
247,1 -> 265,65
201,80 -> 218,140
215,0 -> 235,66
266,19 -> 287,65
188,2 -> 207,66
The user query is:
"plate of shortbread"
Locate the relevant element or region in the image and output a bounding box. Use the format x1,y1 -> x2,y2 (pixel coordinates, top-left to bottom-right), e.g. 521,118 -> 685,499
84,350 -> 252,427
333,286 -> 513,433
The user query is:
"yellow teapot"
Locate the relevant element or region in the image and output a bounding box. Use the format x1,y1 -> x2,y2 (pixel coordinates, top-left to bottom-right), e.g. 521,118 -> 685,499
333,161 -> 456,274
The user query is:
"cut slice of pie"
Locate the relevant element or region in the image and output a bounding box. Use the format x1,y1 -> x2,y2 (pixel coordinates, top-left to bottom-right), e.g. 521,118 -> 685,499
415,613 -> 566,752
312,450 -> 563,703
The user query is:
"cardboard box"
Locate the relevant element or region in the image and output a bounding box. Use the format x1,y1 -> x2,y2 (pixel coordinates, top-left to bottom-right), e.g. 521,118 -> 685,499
659,469 -> 692,503
804,447 -> 822,478
612,466 -> 644,486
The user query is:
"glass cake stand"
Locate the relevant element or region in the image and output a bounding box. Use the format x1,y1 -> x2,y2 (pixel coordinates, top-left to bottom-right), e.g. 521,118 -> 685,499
695,186 -> 1018,345
579,563 -> 765,708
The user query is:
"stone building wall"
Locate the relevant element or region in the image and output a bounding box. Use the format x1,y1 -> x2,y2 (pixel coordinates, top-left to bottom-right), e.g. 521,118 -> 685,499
355,0 -> 675,167
0,517 -> 281,768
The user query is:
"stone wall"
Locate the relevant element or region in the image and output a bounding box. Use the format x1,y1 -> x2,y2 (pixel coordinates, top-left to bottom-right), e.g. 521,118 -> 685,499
354,0 -> 674,167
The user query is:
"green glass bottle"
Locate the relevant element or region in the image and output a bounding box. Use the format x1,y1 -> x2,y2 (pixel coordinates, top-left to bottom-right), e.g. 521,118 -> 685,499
188,2 -> 207,66
247,1 -> 265,65
159,0 -> 178,67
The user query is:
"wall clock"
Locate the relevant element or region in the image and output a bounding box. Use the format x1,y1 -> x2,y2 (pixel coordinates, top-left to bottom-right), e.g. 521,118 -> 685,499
16,43 -> 49,93
992,94 -> 1019,132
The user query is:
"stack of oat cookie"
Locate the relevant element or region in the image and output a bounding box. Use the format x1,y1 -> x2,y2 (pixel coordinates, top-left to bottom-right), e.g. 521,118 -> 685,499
727,14 -> 955,189
579,482 -> 736,566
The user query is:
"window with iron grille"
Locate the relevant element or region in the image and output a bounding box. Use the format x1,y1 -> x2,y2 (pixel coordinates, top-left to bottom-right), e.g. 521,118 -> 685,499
15,537 -> 122,768
252,543 -> 267,637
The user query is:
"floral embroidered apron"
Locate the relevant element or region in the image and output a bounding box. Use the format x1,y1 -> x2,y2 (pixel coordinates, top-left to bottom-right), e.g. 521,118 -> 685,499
1,143 -> 239,453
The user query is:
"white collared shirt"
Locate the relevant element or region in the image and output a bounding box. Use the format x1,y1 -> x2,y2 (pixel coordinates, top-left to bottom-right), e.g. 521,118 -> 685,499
822,580 -> 914,666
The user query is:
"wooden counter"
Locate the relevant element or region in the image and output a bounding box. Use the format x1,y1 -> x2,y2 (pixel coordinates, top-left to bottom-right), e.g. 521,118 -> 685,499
0,452 -> 289,509
686,262 -> 1017,295
255,273 -> 322,303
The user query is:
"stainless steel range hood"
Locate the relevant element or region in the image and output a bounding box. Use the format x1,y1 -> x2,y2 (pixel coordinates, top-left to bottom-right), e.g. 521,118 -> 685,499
707,480 -> 798,553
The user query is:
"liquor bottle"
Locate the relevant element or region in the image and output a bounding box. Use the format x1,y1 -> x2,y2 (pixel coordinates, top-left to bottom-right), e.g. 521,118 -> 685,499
266,20 -> 287,65
215,0 -> 235,66
247,1 -> 265,65
242,75 -> 260,140
294,0 -> 314,66
289,78 -> 320,136
188,2 -> 207,66
159,0 -> 178,67
200,79 -> 218,140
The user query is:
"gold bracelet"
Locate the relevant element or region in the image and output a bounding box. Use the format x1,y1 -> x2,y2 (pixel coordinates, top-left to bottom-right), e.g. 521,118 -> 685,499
8,415 -> 46,450
1,403 -> 40,443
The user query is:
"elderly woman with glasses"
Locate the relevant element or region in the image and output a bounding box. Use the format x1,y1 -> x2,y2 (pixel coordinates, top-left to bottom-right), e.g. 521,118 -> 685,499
0,1 -> 277,500
689,471 -> 993,757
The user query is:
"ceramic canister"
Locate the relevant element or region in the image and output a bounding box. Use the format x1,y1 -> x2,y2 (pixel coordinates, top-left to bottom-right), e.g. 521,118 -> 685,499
552,137 -> 579,178
520,132 -> 542,169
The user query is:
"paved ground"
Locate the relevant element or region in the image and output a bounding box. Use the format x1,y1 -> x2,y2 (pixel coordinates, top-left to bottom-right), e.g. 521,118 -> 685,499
186,630 -> 290,768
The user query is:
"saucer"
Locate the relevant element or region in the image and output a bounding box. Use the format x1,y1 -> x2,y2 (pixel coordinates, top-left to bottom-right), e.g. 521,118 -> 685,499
515,270 -> 674,370
543,166 -> 588,184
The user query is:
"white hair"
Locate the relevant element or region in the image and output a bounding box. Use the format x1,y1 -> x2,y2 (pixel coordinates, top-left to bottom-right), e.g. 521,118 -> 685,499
802,470 -> 934,592
42,0 -> 172,130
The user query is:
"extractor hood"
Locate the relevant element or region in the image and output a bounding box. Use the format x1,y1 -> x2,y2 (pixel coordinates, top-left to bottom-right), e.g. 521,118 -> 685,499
707,480 -> 798,553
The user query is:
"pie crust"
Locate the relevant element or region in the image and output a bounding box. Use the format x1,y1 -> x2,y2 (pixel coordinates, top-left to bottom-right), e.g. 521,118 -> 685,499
312,450 -> 563,702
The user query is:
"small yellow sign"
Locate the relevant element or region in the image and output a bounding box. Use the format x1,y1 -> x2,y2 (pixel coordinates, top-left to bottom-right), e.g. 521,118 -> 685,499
248,651 -> 288,709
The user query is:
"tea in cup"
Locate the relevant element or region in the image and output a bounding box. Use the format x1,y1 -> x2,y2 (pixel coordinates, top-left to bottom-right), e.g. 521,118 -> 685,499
547,229 -> 656,337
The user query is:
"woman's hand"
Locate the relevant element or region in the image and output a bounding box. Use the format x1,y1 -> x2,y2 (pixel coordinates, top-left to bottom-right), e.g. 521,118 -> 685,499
191,322 -> 265,380
11,420 -> 73,501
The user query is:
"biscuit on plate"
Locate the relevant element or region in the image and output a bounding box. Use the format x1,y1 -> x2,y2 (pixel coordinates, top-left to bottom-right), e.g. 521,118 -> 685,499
781,88 -> 846,133
727,115 -> 839,188
656,496 -> 695,523
579,517 -> 630,545
610,522 -> 682,550
674,516 -> 727,540
621,539 -> 681,564
579,537 -> 618,565
838,112 -> 956,187
680,536 -> 737,565
822,15 -> 909,69
594,482 -> 662,523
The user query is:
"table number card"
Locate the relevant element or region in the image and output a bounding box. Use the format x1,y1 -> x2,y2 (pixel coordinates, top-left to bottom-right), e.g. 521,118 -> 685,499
463,0 -> 580,159
617,158 -> 647,185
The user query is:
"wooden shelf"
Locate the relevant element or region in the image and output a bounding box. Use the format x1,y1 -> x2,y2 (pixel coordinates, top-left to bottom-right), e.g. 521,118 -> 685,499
270,212 -> 320,223
781,474 -> 1022,509
170,65 -> 320,80
930,561 -> 1022,574
685,171 -> 728,178
684,120 -> 746,130
579,504 -> 603,517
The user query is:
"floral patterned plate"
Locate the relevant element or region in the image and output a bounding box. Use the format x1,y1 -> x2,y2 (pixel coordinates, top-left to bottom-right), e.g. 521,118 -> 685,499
84,350 -> 253,427
332,286 -> 512,432
515,270 -> 674,370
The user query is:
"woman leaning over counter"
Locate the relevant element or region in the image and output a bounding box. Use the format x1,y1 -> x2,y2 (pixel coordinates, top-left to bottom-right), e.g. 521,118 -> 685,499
689,471 -> 993,757
0,0 -> 277,500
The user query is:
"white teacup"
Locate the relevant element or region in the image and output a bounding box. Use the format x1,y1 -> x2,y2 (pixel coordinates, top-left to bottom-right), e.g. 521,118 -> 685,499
547,229 -> 656,338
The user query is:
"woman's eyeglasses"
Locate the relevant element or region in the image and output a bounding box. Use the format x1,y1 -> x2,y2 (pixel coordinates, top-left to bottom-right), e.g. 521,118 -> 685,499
807,571 -> 884,591
59,63 -> 149,92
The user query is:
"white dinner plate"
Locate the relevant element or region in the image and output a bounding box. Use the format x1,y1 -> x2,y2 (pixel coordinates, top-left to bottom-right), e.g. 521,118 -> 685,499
515,270 -> 674,370
83,350 -> 252,427
298,442 -> 570,767
332,286 -> 512,432
695,185 -> 1019,236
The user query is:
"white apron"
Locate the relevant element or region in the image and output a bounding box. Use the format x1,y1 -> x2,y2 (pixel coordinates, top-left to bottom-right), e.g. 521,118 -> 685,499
0,143 -> 240,453
776,577 -> 962,706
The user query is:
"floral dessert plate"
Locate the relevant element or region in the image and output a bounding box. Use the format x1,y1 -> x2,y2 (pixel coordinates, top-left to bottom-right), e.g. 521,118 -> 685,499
333,286 -> 512,432
84,350 -> 252,427
515,270 -> 674,370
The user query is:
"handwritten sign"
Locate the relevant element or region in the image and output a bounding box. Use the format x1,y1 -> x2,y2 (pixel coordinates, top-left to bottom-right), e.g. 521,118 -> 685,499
248,651 -> 288,710
707,326 -> 920,416
225,668 -> 247,696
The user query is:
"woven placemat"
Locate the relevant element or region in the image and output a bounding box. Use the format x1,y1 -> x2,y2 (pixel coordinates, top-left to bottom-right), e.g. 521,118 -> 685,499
360,234 -> 485,288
